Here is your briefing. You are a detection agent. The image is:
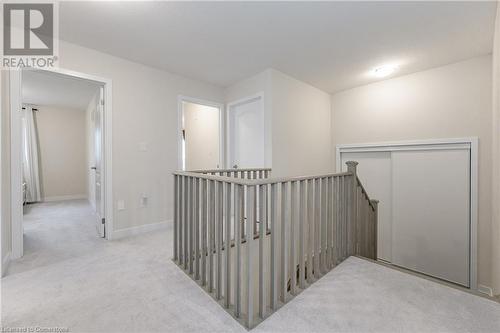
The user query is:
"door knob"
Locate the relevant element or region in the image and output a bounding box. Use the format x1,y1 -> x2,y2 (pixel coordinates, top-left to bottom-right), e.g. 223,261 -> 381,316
90,166 -> 97,170
233,164 -> 238,169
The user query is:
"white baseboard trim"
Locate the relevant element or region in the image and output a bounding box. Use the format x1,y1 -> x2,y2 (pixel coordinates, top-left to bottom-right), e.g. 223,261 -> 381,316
2,252 -> 11,278
478,284 -> 493,297
111,220 -> 171,240
43,194 -> 87,202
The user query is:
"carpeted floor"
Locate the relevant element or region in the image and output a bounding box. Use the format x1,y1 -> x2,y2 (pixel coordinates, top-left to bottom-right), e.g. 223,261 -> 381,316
2,200 -> 500,332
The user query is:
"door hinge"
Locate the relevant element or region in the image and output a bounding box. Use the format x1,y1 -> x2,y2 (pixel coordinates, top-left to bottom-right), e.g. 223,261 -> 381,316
101,218 -> 105,224
100,99 -> 104,106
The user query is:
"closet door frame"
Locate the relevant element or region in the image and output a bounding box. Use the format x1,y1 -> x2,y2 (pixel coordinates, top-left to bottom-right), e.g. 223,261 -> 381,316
336,137 -> 478,291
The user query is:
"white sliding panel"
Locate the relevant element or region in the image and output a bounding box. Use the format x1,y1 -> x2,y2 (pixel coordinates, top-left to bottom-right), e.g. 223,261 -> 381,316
341,152 -> 392,262
391,149 -> 470,287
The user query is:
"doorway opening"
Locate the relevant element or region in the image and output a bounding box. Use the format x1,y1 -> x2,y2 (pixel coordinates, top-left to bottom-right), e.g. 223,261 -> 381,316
8,68 -> 113,272
178,97 -> 223,171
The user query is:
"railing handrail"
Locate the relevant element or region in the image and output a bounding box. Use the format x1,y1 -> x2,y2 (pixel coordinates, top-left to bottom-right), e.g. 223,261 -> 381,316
189,167 -> 272,174
173,170 -> 354,186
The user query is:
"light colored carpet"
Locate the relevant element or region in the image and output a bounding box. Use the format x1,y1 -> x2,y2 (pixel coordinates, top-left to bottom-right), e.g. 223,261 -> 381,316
2,200 -> 500,332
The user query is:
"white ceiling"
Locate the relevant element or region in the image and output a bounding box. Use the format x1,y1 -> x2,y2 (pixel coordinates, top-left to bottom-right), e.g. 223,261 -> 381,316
22,70 -> 100,110
59,1 -> 497,93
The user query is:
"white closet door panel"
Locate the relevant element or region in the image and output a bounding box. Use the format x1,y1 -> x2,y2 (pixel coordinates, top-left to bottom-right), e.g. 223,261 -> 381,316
391,149 -> 470,287
341,152 -> 392,262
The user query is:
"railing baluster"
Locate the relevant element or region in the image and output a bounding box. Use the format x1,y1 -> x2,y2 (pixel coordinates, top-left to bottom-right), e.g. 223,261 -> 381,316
325,177 -> 331,270
184,176 -> 189,270
372,200 -> 379,260
280,181 -> 288,302
201,179 -> 207,286
322,177 -> 327,273
235,184 -> 242,318
339,176 -> 344,261
179,176 -> 184,265
194,178 -> 200,279
174,175 -> 178,261
246,185 -> 256,328
258,184 -> 266,318
299,180 -> 306,289
307,179 -> 314,283
216,181 -> 223,300
290,181 -> 297,294
208,180 -> 215,292
190,177 -> 195,275
314,178 -> 320,278
225,182 -> 232,308
270,183 -> 278,310
333,176 -> 338,265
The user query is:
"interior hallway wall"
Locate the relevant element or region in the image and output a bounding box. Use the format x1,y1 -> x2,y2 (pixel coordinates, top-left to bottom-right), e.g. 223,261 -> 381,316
58,40 -> 225,233
331,55 -> 493,291
35,106 -> 87,200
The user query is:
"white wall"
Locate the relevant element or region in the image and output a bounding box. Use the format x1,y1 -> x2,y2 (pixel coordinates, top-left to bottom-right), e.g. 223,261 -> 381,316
35,105 -> 87,200
331,55 -> 493,290
491,5 -> 500,296
225,69 -> 332,177
58,40 -> 225,232
270,70 -> 332,177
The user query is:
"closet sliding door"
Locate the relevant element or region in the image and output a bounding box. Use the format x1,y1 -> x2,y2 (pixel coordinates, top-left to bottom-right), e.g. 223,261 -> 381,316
391,148 -> 470,287
338,139 -> 475,288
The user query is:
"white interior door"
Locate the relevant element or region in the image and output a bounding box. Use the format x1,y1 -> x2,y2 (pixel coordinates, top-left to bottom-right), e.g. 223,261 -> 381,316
228,96 -> 265,169
93,87 -> 105,237
182,101 -> 221,170
391,149 -> 470,287
341,151 -> 393,262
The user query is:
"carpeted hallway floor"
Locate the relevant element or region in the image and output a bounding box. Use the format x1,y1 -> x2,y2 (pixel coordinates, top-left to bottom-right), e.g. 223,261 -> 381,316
2,200 -> 500,332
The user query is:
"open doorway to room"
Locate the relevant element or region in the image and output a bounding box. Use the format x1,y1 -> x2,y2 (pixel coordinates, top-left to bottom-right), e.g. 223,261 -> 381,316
178,97 -> 223,171
7,68 -> 112,275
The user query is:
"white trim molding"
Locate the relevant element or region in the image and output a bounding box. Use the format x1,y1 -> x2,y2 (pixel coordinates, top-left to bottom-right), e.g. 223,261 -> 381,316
112,220 -> 171,240
336,137 -> 479,291
43,194 -> 87,202
478,284 -> 494,297
1,252 -> 11,277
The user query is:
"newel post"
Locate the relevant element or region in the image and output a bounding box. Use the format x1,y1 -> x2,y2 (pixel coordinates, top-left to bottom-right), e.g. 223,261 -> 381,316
346,161 -> 358,256
370,199 -> 379,260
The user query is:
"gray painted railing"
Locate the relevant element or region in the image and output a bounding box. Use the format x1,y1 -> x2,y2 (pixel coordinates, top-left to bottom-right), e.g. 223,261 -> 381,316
172,161 -> 377,329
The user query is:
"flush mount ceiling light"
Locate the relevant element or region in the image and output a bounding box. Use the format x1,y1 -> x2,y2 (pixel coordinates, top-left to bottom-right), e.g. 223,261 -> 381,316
372,64 -> 398,78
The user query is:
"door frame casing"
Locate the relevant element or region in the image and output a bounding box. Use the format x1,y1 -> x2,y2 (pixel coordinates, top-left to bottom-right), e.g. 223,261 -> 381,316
336,137 -> 478,291
226,93 -> 266,169
9,67 -> 114,259
177,95 -> 224,171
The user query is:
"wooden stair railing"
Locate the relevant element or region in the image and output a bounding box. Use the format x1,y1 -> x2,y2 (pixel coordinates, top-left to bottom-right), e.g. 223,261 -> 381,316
172,162 -> 377,329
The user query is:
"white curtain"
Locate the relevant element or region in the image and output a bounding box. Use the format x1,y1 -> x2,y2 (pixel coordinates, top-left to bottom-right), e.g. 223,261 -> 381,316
21,106 -> 41,202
